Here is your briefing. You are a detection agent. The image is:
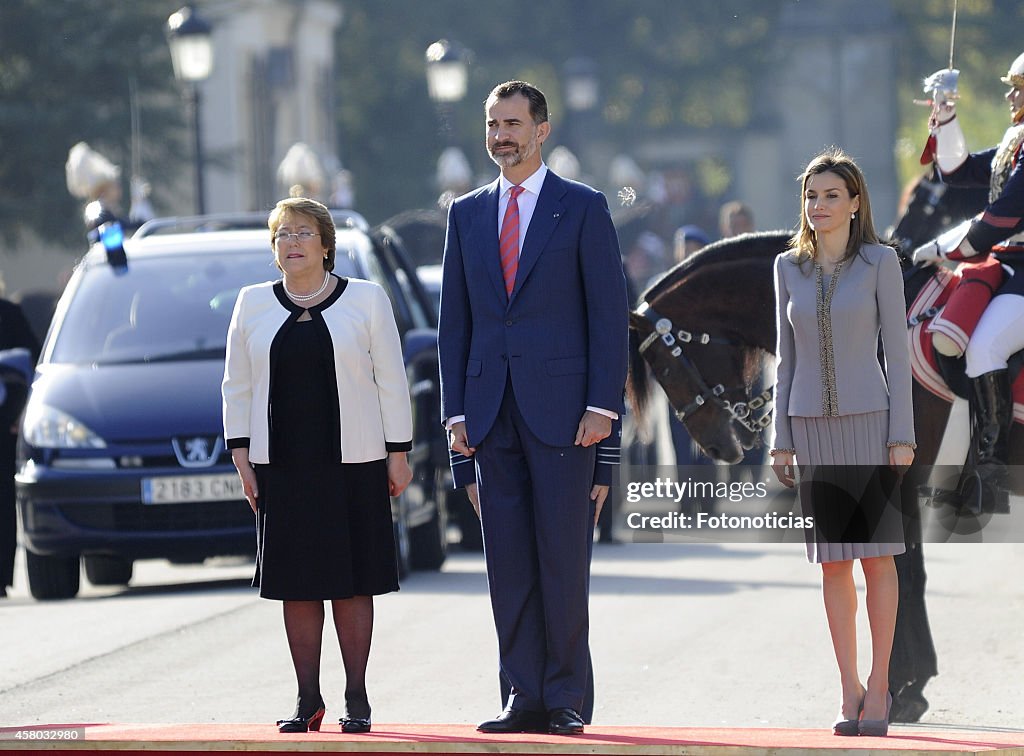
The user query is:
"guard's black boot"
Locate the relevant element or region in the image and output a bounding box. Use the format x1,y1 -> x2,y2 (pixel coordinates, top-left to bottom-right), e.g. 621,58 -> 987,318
965,369 -> 1012,514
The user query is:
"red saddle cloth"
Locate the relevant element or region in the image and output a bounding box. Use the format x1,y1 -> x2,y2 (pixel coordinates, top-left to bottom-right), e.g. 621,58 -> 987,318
907,265 -> 1024,425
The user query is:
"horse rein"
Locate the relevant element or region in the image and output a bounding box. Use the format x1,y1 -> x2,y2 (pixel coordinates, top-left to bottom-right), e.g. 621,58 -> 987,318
634,301 -> 773,434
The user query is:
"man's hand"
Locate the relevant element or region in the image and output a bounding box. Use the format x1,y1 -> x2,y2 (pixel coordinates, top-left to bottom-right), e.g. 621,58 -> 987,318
574,410 -> 611,447
448,421 -> 475,457
466,482 -> 481,519
591,484 -> 609,526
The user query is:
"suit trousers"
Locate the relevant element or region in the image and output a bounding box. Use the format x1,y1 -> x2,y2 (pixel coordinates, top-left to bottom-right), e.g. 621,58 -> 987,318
498,500 -> 598,722
475,379 -> 595,713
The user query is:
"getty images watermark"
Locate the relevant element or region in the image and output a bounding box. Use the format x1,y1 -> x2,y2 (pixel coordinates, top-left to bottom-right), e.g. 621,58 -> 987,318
616,465 -> 1024,544
624,476 -> 813,534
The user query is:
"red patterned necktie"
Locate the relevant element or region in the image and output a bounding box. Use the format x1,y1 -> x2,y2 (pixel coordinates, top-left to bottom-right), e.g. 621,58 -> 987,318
499,185 -> 524,298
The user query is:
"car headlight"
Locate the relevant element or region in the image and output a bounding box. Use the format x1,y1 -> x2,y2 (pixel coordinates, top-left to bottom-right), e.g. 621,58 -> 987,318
22,403 -> 107,449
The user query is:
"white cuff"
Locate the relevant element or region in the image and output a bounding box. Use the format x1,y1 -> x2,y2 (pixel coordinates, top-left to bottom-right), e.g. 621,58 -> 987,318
934,116 -> 968,174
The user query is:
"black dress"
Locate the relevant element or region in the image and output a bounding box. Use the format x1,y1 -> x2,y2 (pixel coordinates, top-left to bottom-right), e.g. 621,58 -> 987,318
252,284 -> 399,600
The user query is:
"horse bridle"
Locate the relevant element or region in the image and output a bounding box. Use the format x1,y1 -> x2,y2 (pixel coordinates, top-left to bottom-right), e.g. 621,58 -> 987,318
635,301 -> 773,434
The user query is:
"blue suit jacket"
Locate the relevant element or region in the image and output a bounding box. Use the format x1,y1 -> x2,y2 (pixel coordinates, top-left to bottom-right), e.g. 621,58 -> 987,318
438,170 -> 629,448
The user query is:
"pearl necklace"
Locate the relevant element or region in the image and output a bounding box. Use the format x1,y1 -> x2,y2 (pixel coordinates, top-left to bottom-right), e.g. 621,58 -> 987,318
283,272 -> 330,302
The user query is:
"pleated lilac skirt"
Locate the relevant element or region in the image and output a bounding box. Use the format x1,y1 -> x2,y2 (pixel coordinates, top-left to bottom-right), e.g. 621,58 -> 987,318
792,410 -> 905,563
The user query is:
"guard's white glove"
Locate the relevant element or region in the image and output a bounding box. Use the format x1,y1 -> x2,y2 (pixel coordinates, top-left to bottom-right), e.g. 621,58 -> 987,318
912,219 -> 974,264
923,68 -> 959,126
912,239 -> 944,265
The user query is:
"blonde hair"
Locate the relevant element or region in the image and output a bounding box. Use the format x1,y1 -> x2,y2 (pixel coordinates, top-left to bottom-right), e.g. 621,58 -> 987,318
787,147 -> 883,265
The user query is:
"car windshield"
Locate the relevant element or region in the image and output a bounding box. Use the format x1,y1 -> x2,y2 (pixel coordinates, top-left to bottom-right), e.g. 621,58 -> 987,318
48,251 -> 356,365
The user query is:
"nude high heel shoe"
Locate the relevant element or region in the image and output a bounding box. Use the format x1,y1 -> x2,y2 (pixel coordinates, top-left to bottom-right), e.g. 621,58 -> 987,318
832,686 -> 865,736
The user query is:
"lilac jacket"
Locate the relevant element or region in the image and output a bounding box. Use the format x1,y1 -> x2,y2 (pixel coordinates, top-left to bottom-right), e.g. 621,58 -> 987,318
772,243 -> 915,451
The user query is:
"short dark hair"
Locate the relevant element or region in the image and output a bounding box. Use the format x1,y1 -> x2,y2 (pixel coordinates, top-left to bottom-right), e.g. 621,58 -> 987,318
487,80 -> 549,124
268,196 -> 337,272
719,200 -> 753,225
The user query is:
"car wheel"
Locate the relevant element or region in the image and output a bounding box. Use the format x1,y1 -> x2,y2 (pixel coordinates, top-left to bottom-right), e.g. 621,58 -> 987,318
410,495 -> 447,571
26,550 -> 81,600
84,555 -> 133,586
392,494 -> 412,579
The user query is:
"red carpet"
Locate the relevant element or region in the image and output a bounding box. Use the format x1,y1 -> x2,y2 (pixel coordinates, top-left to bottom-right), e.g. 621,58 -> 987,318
2,723 -> 1023,755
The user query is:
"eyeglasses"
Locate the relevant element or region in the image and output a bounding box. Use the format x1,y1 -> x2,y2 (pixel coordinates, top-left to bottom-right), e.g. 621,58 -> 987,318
274,231 -> 320,243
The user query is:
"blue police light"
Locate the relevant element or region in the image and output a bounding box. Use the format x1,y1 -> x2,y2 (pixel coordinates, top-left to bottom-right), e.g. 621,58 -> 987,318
97,221 -> 128,269
99,221 -> 124,250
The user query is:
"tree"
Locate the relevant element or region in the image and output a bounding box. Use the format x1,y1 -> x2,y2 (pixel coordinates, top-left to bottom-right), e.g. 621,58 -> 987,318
335,1 -> 1024,225
335,1 -> 787,224
5,1 -> 1019,243
0,0 -> 184,247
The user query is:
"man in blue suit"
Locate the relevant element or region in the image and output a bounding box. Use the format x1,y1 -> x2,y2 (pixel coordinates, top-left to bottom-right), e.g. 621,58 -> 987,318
438,80 -> 628,735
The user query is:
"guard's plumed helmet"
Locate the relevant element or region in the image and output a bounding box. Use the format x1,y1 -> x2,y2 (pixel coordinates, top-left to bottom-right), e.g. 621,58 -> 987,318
1001,52 -> 1024,124
1000,51 -> 1024,89
65,142 -> 119,200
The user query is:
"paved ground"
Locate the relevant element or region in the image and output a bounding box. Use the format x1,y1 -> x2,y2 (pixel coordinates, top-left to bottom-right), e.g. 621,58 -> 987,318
1,527 -> 1021,732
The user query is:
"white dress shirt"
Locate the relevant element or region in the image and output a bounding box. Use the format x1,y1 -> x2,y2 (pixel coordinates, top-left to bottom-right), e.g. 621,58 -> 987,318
497,163 -> 548,255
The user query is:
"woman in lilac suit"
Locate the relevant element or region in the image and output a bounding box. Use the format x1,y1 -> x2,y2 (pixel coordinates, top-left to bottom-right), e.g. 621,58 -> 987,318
770,149 -> 915,737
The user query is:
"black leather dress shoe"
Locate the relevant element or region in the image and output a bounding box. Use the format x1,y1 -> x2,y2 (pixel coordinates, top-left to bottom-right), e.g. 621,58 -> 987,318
548,707 -> 584,735
477,708 -> 547,733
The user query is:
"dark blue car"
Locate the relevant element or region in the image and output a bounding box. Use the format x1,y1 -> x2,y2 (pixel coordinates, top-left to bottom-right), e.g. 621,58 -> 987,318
17,212 -> 448,599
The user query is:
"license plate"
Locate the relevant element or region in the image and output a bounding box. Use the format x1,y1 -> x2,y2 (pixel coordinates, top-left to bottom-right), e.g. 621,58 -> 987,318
141,473 -> 244,505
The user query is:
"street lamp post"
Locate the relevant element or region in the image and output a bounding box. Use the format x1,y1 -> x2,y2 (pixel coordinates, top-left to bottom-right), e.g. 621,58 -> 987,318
425,39 -> 469,143
562,56 -> 600,160
564,57 -> 600,113
166,5 -> 213,215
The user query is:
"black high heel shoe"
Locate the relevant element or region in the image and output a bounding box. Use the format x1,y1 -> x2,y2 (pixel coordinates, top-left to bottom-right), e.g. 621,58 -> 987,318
340,716 -> 371,734
277,702 -> 326,733
341,694 -> 371,733
858,691 -> 893,737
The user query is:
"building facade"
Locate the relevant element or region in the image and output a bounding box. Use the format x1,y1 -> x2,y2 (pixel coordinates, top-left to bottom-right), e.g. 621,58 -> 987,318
197,0 -> 343,213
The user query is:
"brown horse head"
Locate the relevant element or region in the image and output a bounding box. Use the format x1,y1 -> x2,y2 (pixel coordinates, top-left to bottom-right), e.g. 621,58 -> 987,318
887,167 -> 988,257
628,232 -> 785,463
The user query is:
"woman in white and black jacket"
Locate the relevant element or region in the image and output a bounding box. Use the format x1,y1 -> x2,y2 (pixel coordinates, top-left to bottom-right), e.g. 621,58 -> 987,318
223,197 -> 412,735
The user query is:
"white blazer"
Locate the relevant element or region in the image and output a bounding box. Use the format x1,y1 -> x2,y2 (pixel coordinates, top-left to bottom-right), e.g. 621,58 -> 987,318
222,277 -> 413,464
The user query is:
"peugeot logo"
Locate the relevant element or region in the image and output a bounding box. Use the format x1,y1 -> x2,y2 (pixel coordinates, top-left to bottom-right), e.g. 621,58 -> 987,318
172,436 -> 223,468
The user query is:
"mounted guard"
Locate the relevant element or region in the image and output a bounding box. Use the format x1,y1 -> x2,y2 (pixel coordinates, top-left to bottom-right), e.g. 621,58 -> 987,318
914,52 -> 1024,504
